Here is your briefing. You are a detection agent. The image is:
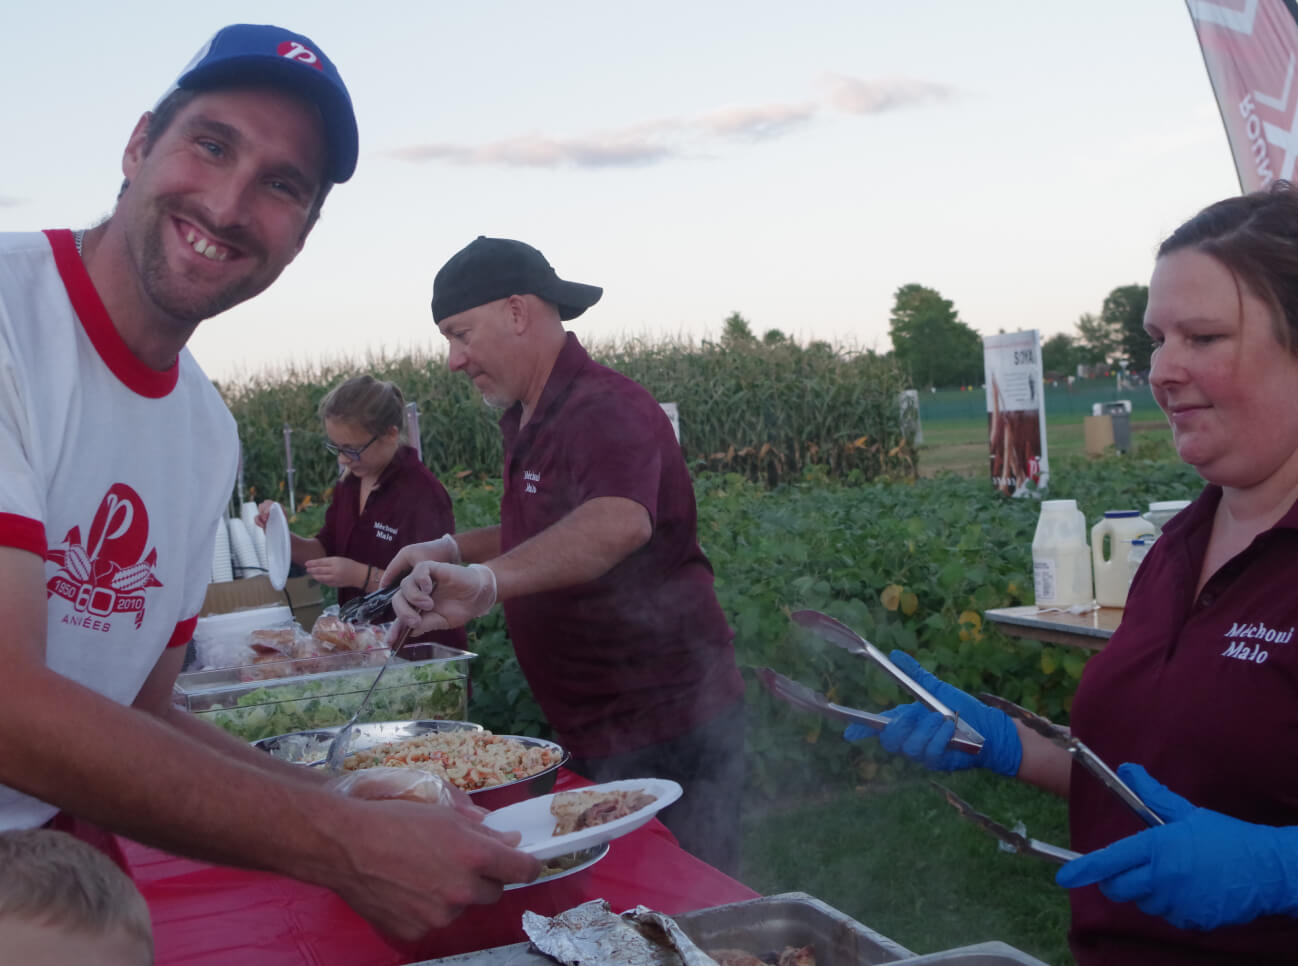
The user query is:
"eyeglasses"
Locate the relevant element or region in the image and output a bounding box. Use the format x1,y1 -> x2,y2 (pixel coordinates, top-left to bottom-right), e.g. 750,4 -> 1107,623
324,432 -> 380,461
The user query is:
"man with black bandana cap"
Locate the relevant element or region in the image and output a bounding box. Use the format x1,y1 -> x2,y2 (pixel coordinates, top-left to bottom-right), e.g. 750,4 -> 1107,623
386,236 -> 747,874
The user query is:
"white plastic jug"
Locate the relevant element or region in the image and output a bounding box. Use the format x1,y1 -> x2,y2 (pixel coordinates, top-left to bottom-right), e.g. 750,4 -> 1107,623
1091,511 -> 1155,608
1142,499 -> 1192,535
1032,500 -> 1093,607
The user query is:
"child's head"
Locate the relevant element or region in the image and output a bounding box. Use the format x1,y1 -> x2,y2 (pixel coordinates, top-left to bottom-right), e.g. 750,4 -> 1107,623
0,829 -> 153,965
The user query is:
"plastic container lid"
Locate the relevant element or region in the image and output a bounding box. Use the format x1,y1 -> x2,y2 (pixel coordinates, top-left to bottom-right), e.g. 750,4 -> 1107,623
1149,500 -> 1192,511
194,605 -> 294,640
1103,510 -> 1141,518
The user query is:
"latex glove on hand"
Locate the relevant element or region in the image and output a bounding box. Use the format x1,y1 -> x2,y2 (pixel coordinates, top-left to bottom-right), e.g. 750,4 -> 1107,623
842,650 -> 1022,776
381,534 -> 462,589
1056,763 -> 1298,930
388,561 -> 497,636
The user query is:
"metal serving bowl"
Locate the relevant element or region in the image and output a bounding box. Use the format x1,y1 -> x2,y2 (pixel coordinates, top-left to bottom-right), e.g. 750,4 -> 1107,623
251,720 -> 567,808
253,719 -> 484,766
465,733 -> 568,810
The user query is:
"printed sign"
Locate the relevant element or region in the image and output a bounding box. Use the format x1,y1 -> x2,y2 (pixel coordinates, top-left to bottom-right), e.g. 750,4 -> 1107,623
983,331 -> 1047,497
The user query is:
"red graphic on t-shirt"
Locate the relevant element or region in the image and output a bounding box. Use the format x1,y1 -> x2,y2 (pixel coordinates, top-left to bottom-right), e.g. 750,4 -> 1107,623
45,484 -> 162,628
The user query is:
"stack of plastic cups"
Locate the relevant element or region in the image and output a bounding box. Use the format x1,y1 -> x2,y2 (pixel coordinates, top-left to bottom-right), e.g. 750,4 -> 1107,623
226,517 -> 260,578
211,517 -> 234,582
240,501 -> 269,572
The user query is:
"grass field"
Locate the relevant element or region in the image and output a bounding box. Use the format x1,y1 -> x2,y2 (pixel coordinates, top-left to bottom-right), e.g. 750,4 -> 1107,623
741,771 -> 1073,964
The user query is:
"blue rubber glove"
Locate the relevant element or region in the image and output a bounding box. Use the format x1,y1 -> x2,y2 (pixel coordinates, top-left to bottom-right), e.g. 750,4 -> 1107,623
1056,763 -> 1298,931
842,650 -> 1022,776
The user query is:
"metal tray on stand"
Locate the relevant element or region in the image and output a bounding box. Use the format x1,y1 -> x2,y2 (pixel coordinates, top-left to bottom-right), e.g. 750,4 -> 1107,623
406,892 -> 1052,965
897,942 -> 1049,965
676,892 -> 914,964
408,892 -> 914,965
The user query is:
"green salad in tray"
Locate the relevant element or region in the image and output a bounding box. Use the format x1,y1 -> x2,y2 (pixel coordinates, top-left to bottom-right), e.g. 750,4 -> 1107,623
194,662 -> 469,742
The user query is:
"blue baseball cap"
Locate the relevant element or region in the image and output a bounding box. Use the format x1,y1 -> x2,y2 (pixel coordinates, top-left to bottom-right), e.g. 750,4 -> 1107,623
159,24 -> 358,183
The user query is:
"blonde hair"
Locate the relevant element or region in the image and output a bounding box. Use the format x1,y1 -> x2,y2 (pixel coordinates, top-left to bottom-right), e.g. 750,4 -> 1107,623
318,375 -> 407,440
0,829 -> 153,961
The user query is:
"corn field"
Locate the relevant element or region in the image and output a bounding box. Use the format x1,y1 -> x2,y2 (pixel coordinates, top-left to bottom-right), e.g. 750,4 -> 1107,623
217,336 -> 917,508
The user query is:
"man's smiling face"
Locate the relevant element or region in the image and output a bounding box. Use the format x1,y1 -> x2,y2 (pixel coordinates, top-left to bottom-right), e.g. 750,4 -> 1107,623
116,86 -> 326,326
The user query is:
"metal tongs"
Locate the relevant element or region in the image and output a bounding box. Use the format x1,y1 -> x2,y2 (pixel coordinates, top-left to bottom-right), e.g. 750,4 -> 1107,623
786,609 -> 986,754
781,610 -> 1164,864
930,695 -> 1163,863
930,781 -> 1081,864
978,692 -> 1165,829
757,668 -> 984,756
337,569 -> 409,623
927,693 -> 1165,864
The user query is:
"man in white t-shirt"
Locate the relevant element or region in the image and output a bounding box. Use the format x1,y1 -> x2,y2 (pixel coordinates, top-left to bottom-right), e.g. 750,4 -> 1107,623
0,23 -> 537,943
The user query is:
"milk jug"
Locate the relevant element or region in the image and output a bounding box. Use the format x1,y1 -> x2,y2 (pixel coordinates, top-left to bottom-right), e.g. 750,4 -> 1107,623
1091,511 -> 1155,608
1143,499 -> 1192,535
1032,500 -> 1093,607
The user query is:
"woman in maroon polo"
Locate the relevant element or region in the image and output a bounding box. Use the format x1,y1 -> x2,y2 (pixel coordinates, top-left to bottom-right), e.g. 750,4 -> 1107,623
847,184 -> 1298,964
258,375 -> 466,649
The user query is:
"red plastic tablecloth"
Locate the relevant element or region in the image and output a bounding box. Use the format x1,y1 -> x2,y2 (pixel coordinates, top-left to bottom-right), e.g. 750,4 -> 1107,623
118,769 -> 759,965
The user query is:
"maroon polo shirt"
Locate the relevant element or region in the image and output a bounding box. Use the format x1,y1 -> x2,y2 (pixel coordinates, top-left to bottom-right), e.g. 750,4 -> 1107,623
316,445 -> 466,650
1068,485 -> 1298,964
498,333 -> 744,758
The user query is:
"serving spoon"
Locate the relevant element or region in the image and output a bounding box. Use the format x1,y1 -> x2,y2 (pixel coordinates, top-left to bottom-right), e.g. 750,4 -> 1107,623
322,575 -> 420,772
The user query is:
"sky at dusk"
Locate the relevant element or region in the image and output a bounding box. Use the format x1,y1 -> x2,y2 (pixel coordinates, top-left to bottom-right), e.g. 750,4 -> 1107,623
3,2 -> 1242,384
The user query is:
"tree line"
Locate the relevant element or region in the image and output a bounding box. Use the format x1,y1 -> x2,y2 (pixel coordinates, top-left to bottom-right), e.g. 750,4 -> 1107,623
721,278 -> 1151,392
888,282 -> 1152,389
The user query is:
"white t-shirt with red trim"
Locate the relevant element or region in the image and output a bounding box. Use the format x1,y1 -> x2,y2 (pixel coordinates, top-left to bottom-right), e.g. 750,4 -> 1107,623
0,230 -> 237,829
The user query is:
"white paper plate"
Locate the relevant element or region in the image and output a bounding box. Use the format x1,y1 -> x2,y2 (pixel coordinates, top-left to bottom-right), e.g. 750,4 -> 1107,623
266,503 -> 291,590
504,841 -> 609,891
482,778 -> 681,861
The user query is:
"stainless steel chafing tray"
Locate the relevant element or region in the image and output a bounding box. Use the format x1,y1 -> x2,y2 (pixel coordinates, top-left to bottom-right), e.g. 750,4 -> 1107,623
407,892 -> 915,965
890,943 -> 1048,965
676,892 -> 914,964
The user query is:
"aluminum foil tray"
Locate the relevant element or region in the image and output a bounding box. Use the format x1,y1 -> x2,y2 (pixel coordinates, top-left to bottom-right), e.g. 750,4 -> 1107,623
407,892 -> 914,965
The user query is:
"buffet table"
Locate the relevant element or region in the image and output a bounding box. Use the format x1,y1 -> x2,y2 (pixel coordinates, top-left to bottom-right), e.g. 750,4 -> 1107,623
118,769 -> 759,965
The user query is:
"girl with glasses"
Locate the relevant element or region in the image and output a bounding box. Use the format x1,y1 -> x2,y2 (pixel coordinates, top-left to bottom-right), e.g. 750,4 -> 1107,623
257,375 -> 466,651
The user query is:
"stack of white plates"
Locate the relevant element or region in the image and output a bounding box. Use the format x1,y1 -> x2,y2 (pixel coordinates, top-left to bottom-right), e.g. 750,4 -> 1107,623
226,516 -> 262,577
211,517 -> 234,583
240,502 -> 270,571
